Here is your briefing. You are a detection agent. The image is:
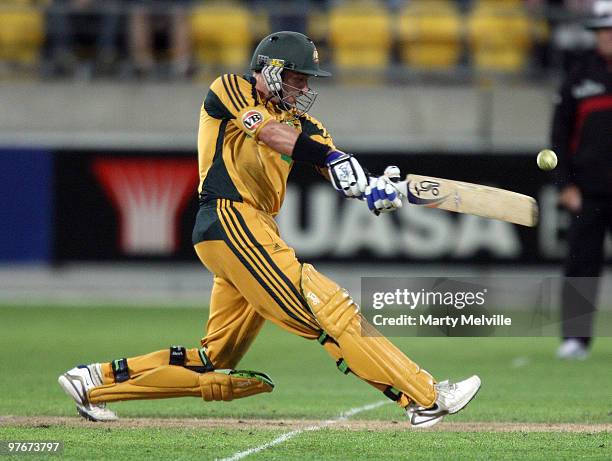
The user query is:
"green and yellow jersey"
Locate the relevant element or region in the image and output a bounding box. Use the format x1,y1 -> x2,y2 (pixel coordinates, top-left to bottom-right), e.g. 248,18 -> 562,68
197,73 -> 335,216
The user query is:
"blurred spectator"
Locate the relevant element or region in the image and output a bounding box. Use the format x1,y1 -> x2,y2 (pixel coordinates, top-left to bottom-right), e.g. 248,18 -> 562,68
551,0 -> 598,71
45,0 -> 121,77
249,0 -> 331,34
127,0 -> 191,79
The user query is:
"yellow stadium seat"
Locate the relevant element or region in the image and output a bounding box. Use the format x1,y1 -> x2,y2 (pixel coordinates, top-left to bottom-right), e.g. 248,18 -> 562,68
467,4 -> 533,73
398,1 -> 462,70
306,9 -> 329,45
190,2 -> 263,72
473,0 -> 524,7
328,0 -> 392,74
0,1 -> 45,65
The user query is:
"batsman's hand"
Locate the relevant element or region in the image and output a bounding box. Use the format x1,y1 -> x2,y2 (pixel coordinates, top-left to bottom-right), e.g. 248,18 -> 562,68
325,150 -> 369,199
559,184 -> 582,213
365,166 -> 403,215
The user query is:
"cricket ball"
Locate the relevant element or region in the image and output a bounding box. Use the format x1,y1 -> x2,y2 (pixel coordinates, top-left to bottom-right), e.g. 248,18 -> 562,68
537,149 -> 557,171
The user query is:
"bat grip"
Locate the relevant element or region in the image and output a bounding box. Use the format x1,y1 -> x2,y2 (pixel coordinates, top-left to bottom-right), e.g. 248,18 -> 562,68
391,180 -> 408,199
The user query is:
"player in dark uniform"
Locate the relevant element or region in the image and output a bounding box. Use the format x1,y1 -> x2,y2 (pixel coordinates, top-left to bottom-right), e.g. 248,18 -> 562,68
552,4 -> 612,359
57,31 -> 480,425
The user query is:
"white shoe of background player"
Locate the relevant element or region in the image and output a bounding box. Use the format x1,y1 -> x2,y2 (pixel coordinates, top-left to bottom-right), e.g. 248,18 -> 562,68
407,375 -> 481,428
58,364 -> 118,421
556,338 -> 589,360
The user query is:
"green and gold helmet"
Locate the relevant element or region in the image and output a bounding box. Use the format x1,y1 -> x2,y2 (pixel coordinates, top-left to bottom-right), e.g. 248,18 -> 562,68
250,31 -> 331,77
250,31 -> 330,116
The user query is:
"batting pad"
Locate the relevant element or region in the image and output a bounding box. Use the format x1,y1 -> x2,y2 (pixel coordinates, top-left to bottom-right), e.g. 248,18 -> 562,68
321,340 -> 411,408
301,264 -> 437,408
88,366 -> 274,403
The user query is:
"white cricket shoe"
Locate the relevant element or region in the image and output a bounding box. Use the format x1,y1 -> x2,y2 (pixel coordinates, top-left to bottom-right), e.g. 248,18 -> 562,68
58,364 -> 118,422
407,375 -> 481,428
557,339 -> 589,360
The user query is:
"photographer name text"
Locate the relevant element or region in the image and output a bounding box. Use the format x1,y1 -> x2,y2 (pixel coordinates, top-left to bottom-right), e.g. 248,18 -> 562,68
371,314 -> 512,327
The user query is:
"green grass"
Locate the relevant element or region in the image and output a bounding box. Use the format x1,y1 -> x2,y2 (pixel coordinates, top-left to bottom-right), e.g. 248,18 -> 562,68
0,427 -> 608,461
0,426 -> 285,461
0,306 -> 610,460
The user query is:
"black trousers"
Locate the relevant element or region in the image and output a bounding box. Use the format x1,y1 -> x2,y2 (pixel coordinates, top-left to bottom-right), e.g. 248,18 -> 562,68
562,197 -> 612,345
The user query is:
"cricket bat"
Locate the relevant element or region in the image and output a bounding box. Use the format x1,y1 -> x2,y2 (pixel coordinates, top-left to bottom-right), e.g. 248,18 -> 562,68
393,174 -> 539,227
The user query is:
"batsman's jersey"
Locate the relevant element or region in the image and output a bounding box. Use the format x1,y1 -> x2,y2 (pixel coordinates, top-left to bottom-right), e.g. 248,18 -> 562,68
197,73 -> 335,216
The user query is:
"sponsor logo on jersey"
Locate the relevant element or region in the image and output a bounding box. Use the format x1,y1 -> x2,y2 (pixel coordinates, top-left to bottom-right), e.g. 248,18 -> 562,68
572,79 -> 605,99
242,110 -> 264,131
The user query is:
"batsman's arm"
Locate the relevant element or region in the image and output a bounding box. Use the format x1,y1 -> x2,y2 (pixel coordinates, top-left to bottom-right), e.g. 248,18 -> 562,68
259,121 -> 370,199
259,121 -> 339,168
258,121 -> 299,153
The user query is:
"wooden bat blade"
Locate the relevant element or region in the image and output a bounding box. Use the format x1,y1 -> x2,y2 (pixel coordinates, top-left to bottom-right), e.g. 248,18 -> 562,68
395,174 -> 539,227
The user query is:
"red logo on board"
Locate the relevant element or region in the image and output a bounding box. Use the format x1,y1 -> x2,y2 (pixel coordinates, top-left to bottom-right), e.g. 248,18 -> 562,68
93,158 -> 197,255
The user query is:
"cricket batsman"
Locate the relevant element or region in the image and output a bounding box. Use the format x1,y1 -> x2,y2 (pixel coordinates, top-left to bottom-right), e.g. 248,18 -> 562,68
59,31 -> 481,427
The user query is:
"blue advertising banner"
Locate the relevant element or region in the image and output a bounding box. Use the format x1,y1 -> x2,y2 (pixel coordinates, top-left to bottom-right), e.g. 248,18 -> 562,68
0,149 -> 53,262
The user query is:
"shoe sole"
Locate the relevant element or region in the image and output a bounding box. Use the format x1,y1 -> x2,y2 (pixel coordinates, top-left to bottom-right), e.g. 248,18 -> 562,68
409,413 -> 445,428
448,376 -> 482,415
74,404 -> 118,422
75,404 -> 103,422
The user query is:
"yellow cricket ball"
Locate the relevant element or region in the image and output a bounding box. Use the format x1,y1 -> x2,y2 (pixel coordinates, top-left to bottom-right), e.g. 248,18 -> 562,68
537,149 -> 557,171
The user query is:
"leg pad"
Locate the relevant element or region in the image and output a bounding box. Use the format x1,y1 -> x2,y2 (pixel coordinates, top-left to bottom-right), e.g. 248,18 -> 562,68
301,263 -> 436,407
89,366 -> 274,404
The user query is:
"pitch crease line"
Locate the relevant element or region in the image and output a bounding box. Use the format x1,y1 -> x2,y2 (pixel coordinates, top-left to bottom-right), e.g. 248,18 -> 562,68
217,400 -> 390,461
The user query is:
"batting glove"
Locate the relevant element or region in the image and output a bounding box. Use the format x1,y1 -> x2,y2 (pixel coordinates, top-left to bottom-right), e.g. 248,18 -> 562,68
365,166 -> 403,214
325,150 -> 369,199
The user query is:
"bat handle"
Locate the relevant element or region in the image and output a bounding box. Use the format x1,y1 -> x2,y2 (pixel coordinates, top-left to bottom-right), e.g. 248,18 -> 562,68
390,179 -> 408,199
383,165 -> 401,183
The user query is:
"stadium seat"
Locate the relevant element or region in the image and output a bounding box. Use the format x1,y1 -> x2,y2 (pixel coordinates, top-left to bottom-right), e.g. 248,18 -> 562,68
190,2 -> 265,72
467,3 -> 534,73
398,1 -> 462,70
306,9 -> 329,45
472,0 -> 524,5
328,0 -> 392,76
0,1 -> 45,66
306,10 -> 331,70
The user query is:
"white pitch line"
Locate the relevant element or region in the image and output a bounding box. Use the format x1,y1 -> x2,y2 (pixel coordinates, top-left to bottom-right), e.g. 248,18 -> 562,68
217,400 -> 390,461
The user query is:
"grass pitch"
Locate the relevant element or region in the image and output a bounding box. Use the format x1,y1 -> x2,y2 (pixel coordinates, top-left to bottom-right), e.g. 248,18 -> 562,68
0,306 -> 610,460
